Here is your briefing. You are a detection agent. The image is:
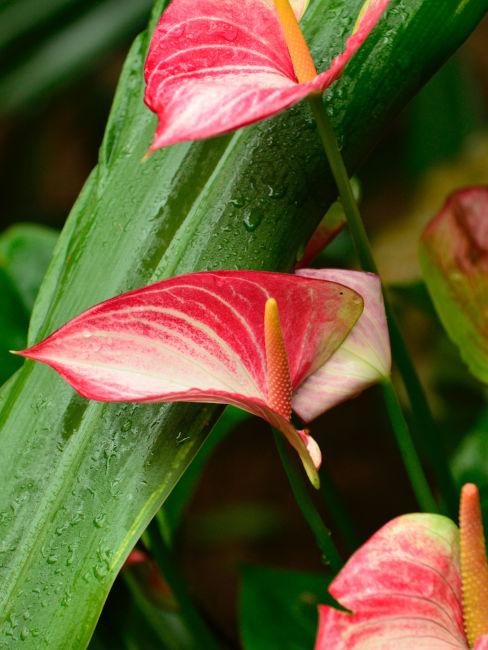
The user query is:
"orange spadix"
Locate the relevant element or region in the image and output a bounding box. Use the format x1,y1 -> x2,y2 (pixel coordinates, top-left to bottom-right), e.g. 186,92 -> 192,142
264,298 -> 293,420
460,483 -> 488,647
273,0 -> 317,83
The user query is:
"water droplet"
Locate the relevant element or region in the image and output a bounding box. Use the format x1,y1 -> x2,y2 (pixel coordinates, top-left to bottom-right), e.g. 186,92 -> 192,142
93,514 -> 106,529
243,209 -> 264,232
267,184 -> 287,200
47,555 -> 58,565
229,198 -> 244,209
61,591 -> 72,607
93,564 -> 108,581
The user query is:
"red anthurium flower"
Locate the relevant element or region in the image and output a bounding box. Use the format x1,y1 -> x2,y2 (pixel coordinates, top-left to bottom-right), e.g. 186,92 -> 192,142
316,484 -> 488,649
144,0 -> 390,149
16,270 -> 389,487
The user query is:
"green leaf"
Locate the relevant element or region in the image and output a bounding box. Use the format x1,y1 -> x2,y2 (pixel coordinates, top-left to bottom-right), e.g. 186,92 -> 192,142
0,269 -> 28,383
419,187 -> 488,383
1,0 -> 487,647
239,565 -> 333,650
452,407 -> 488,491
92,568 -> 198,650
0,0 -> 153,114
0,224 -> 58,313
161,407 -> 251,543
0,224 -> 58,383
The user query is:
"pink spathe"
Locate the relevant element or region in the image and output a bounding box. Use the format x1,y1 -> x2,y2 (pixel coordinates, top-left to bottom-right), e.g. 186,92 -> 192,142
18,270 -> 390,486
316,512 -> 488,649
144,0 -> 390,149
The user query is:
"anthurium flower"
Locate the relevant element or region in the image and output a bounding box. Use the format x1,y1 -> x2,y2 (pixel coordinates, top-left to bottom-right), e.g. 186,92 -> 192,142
419,187 -> 488,384
293,269 -> 391,421
144,0 -> 390,149
316,484 -> 488,650
16,270 -> 389,487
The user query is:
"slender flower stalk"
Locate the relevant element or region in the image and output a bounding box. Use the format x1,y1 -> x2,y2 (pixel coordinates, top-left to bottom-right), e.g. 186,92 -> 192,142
273,430 -> 343,573
273,0 -> 454,514
381,379 -> 437,513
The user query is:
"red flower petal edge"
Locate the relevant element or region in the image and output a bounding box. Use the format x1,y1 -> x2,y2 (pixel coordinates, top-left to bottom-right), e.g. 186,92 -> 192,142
316,513 -> 467,649
144,0 -> 390,149
18,270 -> 364,486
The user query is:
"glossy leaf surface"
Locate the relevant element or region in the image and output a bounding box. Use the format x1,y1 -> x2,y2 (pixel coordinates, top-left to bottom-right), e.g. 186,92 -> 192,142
420,187 -> 488,383
1,0 -> 487,646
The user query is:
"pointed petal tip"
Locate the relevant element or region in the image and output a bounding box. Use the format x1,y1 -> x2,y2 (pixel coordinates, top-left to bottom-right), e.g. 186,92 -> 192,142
298,429 -> 322,469
307,465 -> 320,490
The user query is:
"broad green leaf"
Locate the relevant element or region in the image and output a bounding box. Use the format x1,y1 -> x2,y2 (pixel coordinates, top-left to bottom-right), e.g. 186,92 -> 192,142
239,565 -> 333,650
1,0 -> 487,647
419,187 -> 488,383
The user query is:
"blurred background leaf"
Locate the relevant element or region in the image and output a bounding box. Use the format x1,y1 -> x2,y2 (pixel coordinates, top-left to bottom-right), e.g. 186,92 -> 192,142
0,0 -> 152,115
0,224 -> 58,382
239,566 -> 334,650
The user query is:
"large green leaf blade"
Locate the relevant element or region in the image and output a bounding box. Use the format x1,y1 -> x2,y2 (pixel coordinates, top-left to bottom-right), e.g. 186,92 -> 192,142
1,0 -> 487,647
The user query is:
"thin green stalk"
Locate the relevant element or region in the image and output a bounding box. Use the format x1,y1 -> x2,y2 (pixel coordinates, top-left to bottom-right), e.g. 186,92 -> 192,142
382,379 -> 437,512
146,520 -> 223,650
273,429 -> 343,573
308,93 -> 456,516
319,468 -> 360,554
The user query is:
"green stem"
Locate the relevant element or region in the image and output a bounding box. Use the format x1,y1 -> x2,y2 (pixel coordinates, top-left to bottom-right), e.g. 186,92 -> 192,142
308,93 -> 456,515
273,429 -> 343,573
146,520 -> 223,650
319,467 -> 360,554
382,379 -> 437,512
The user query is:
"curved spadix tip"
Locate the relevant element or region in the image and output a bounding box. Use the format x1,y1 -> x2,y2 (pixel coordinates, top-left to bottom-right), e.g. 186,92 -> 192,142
462,483 -> 479,501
